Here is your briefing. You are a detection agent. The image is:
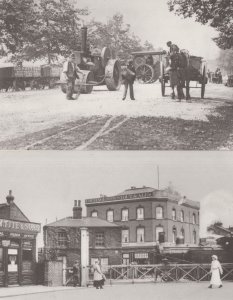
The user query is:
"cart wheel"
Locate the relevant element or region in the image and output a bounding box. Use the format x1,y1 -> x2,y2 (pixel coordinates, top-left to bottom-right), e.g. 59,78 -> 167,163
105,59 -> 121,91
76,70 -> 95,94
160,61 -> 165,96
134,56 -> 146,68
101,47 -> 111,68
136,64 -> 154,84
201,66 -> 206,99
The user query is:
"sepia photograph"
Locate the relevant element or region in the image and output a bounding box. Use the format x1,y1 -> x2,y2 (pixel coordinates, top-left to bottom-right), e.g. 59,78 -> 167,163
0,151 -> 233,299
0,0 -> 232,150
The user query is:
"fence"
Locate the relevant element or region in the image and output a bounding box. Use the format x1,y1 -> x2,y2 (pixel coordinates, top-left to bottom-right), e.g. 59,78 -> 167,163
87,263 -> 233,285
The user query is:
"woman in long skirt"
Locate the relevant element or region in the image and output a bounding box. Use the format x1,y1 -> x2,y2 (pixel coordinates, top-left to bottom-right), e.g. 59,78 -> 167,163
209,255 -> 223,288
93,259 -> 105,289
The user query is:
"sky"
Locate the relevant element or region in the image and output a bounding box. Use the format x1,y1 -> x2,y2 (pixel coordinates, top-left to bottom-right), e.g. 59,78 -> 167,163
1,151 -> 233,246
76,0 -> 220,60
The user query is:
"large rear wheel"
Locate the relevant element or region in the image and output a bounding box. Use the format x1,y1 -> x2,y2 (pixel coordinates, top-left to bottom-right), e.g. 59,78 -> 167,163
105,59 -> 121,91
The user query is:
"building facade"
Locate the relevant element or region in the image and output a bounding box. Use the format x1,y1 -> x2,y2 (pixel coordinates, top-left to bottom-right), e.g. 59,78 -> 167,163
0,191 -> 41,287
43,200 -> 122,269
85,186 -> 200,264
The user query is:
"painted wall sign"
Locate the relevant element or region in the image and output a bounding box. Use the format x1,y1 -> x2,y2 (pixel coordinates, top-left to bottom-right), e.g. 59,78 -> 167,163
0,219 -> 40,233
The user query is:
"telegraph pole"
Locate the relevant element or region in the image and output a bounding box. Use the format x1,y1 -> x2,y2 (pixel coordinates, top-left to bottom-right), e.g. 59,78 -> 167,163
157,165 -> 160,189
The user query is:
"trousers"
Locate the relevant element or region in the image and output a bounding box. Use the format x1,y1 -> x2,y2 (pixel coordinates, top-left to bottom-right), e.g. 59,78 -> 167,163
123,82 -> 134,100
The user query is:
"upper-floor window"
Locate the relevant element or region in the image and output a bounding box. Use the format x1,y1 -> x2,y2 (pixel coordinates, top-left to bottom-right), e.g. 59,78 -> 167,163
193,230 -> 197,244
58,231 -> 68,247
172,227 -> 177,243
121,229 -> 129,243
180,210 -> 184,222
181,228 -> 185,242
156,226 -> 164,243
156,206 -> 163,219
192,213 -> 196,224
91,211 -> 98,217
137,207 -> 144,220
172,209 -> 176,221
121,208 -> 129,221
137,227 -> 145,243
107,210 -> 114,222
95,232 -> 104,247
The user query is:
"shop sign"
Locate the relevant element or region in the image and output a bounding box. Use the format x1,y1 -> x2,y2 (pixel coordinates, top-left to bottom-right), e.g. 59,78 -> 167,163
10,232 -> 21,238
135,253 -> 148,259
2,240 -> 10,247
0,219 -> 40,233
0,232 -> 4,237
10,241 -> 19,247
23,234 -> 35,239
23,241 -> 33,249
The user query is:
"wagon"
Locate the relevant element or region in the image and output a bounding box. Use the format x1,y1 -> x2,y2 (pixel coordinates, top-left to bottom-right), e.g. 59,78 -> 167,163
131,51 -> 166,84
160,53 -> 207,99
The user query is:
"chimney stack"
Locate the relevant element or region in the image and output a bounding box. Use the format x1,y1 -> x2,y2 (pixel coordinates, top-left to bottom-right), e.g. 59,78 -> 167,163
6,190 -> 14,205
73,200 -> 82,219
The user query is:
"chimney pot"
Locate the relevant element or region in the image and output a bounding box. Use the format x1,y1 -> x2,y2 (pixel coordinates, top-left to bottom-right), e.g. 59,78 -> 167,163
73,200 -> 82,219
78,200 -> 81,207
74,200 -> 77,207
6,190 -> 14,204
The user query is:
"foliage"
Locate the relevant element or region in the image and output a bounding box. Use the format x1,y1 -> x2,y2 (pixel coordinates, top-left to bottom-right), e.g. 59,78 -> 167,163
217,49 -> 233,73
167,0 -> 233,49
207,220 -> 223,233
87,13 -> 144,60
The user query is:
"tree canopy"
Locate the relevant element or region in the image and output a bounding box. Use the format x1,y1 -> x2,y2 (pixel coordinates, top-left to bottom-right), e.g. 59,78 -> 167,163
167,0 -> 233,49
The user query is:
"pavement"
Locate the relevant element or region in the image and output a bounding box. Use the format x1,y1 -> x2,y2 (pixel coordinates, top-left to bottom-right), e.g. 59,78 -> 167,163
0,282 -> 233,300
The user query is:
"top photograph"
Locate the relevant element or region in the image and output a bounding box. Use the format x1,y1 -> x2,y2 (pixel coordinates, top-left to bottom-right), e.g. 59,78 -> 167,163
0,0 -> 232,150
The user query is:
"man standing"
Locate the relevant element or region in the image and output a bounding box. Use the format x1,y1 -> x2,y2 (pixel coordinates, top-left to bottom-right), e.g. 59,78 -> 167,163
72,260 -> 80,287
167,41 -> 179,55
122,60 -> 136,101
62,53 -> 83,100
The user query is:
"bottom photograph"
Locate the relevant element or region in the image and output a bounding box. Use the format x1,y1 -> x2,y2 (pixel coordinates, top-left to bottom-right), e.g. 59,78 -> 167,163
0,151 -> 232,299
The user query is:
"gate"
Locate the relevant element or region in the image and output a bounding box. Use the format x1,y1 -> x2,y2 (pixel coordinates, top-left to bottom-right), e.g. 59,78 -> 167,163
91,263 -> 233,285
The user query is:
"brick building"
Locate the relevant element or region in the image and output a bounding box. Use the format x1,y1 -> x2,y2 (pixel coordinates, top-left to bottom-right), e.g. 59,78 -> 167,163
43,200 -> 122,269
0,191 -> 41,287
85,186 -> 200,264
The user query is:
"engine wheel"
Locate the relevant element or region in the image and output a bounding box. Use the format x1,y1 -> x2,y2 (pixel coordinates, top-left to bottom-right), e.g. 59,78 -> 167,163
136,64 -> 154,84
105,59 -> 121,91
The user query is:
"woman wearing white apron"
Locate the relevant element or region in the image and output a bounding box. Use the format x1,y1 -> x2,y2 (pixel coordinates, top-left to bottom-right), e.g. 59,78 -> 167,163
209,255 -> 223,288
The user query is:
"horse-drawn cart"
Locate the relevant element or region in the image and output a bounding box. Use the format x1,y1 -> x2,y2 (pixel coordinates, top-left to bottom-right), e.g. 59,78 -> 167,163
160,53 -> 207,99
131,51 -> 166,84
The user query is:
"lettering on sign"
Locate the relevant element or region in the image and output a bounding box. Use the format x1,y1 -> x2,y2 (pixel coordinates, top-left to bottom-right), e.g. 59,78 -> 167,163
10,233 -> 21,238
134,253 -> 148,259
2,240 -> 10,247
86,192 -> 154,204
0,219 -> 40,233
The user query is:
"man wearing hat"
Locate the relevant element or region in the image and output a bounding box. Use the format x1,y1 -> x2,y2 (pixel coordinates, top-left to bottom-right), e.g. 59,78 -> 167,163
167,41 -> 179,55
62,53 -> 84,100
209,255 -> 223,288
121,59 -> 136,101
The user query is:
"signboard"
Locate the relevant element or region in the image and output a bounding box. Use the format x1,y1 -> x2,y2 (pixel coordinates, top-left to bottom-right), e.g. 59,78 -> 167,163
0,219 -> 40,233
2,240 -> 10,247
135,253 -> 148,259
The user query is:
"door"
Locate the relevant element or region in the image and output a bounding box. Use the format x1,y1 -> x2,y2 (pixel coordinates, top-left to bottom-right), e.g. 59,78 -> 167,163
7,249 -> 19,285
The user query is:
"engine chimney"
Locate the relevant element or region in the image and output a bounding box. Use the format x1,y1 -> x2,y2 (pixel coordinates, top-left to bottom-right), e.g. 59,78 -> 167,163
73,200 -> 82,219
6,190 -> 14,205
81,27 -> 87,54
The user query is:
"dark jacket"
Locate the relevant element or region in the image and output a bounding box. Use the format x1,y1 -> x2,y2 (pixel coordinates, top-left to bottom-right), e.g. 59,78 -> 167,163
122,65 -> 136,84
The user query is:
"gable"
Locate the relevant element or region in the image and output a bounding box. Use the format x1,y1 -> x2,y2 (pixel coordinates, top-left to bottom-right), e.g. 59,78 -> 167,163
9,203 -> 30,222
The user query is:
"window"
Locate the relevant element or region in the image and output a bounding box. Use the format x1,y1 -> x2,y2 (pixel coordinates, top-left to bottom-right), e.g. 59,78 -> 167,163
121,208 -> 129,221
156,226 -> 164,243
91,257 -> 108,272
181,228 -> 185,242
0,248 -> 3,271
58,231 -> 67,247
192,213 -> 196,224
95,232 -> 104,247
91,211 -> 98,217
137,207 -> 144,220
193,230 -> 197,244
122,229 -> 129,243
172,209 -> 176,221
172,227 -> 177,243
107,210 -> 114,222
180,210 -> 184,222
156,206 -> 163,219
137,227 -> 145,242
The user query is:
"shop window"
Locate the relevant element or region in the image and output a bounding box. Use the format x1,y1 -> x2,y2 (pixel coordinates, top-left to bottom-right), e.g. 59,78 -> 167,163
156,206 -> 163,219
91,211 -> 98,217
137,207 -> 144,220
172,209 -> 176,221
121,208 -> 129,221
22,249 -> 33,271
107,210 -> 114,222
122,253 -> 130,265
137,227 -> 145,243
192,213 -> 196,224
95,232 -> 104,247
58,231 -> 68,247
180,210 -> 184,222
0,248 -> 3,271
122,229 -> 129,243
172,227 -> 177,243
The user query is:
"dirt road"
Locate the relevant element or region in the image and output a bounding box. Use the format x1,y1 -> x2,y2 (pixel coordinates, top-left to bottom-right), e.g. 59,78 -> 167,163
0,82 -> 232,150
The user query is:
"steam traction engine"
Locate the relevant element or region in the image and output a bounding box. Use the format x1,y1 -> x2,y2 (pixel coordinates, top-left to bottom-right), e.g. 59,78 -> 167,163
61,27 -> 121,94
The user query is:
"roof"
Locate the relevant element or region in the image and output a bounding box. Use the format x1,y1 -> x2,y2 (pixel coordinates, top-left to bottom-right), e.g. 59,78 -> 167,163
131,51 -> 166,56
45,217 -> 120,228
116,186 -> 156,196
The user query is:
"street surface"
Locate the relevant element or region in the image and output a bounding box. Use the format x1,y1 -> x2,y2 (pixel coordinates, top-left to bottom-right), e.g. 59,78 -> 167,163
0,82 -> 232,150
2,282 -> 233,300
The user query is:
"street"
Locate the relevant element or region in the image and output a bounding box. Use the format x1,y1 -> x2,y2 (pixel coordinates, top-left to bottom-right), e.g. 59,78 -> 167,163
1,283 -> 233,300
0,82 -> 233,150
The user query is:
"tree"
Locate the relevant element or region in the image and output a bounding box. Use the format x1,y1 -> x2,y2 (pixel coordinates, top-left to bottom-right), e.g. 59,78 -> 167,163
217,49 -> 233,73
88,13 -> 143,60
167,0 -> 233,49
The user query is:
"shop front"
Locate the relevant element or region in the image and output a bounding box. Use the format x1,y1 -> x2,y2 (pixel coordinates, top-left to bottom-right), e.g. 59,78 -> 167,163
0,219 -> 40,287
